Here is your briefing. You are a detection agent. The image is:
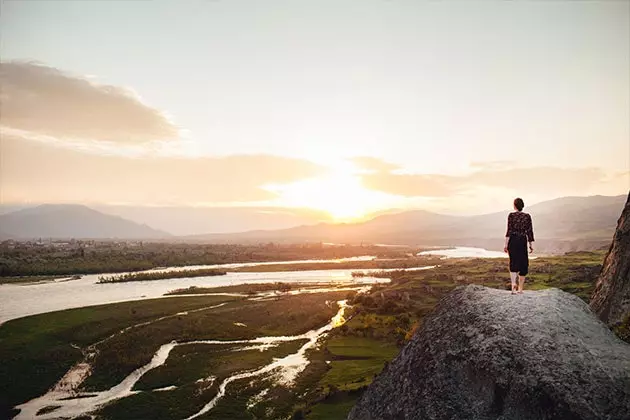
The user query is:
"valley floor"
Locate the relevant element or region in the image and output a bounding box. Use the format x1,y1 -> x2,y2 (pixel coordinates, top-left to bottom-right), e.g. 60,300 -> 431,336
0,251 -> 608,420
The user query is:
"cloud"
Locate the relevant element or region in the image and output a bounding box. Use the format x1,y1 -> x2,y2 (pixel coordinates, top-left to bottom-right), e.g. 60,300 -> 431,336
0,61 -> 178,143
361,166 -> 613,198
468,166 -> 607,195
351,156 -> 400,172
361,173 -> 460,197
0,135 -> 324,204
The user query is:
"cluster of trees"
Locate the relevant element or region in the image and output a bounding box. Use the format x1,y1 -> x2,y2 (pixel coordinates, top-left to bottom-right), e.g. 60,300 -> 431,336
97,268 -> 227,283
351,269 -> 409,279
339,292 -> 419,345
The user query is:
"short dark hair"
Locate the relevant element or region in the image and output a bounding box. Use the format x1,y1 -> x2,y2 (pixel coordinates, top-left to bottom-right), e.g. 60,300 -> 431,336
514,198 -> 525,211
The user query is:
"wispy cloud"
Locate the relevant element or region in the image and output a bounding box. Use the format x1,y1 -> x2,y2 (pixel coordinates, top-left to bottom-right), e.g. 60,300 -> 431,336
0,61 -> 178,144
1,135 -> 324,204
357,157 -> 617,198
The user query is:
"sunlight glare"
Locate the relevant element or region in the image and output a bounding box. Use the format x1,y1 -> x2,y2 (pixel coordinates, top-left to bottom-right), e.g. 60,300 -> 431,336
265,172 -> 389,222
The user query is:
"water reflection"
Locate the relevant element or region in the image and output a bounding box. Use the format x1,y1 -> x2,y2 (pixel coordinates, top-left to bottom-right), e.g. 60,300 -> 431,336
417,246 -> 508,259
0,262 -> 386,324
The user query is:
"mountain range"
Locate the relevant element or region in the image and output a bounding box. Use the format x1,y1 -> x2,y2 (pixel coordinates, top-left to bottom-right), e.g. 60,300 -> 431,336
184,195 -> 627,252
0,194 -> 627,252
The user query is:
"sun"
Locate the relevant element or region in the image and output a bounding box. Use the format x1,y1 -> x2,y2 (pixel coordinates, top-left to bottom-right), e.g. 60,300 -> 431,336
265,173 -> 387,222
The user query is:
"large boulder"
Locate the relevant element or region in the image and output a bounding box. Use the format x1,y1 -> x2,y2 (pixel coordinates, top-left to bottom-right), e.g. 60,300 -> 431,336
348,285 -> 630,420
590,192 -> 630,327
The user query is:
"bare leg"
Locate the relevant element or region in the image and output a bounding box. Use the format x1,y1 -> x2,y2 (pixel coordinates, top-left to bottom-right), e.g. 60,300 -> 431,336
510,272 -> 518,294
518,275 -> 525,293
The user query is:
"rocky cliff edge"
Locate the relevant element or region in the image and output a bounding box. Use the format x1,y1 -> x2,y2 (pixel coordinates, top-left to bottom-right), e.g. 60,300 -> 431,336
348,285 -> 630,420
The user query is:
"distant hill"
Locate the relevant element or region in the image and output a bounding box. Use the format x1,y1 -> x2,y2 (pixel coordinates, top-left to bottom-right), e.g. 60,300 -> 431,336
0,204 -> 170,240
183,209 -> 460,243
186,195 -> 628,253
425,195 -> 628,241
91,205 -> 332,236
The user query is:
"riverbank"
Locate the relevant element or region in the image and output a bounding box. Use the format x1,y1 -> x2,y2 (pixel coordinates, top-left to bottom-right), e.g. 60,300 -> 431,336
0,255 -> 441,285
0,264 -> 391,324
227,256 -> 441,273
165,282 -> 361,295
0,275 -> 82,285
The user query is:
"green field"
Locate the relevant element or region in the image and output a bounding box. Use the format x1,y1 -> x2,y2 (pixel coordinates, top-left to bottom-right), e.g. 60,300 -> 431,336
99,340 -> 309,420
0,291 -> 347,419
0,295 -> 239,417
321,337 -> 398,391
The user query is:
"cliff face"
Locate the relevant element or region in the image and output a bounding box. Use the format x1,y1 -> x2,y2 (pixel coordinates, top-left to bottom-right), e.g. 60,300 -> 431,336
590,191 -> 630,327
348,285 -> 630,420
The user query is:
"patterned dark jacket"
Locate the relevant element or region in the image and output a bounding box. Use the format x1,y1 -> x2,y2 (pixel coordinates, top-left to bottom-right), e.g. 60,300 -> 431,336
505,211 -> 535,242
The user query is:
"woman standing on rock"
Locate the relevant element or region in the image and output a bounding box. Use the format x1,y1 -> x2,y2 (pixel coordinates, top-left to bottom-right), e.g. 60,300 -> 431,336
504,198 -> 535,294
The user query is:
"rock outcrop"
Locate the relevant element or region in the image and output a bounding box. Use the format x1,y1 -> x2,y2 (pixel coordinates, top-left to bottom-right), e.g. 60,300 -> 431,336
348,285 -> 630,420
590,191 -> 630,327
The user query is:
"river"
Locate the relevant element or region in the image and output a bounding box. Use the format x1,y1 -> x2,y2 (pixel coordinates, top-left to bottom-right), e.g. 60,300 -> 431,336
417,246 -> 508,259
0,256 -> 387,324
0,247 -> 507,324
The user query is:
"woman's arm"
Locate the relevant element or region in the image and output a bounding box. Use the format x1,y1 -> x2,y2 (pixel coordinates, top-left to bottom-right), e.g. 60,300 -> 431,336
504,213 -> 512,252
527,214 -> 535,253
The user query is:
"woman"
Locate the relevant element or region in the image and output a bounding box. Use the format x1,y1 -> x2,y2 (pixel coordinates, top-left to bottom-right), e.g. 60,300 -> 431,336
503,198 -> 534,294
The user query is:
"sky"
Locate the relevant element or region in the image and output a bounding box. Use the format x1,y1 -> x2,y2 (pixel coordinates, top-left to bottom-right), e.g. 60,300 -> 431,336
1,0 -> 628,221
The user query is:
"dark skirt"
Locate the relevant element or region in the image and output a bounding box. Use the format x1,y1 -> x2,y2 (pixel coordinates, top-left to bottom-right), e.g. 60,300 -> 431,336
508,234 -> 529,276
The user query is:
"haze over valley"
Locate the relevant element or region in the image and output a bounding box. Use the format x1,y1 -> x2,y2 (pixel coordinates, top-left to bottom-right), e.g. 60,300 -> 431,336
1,194 -> 626,254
